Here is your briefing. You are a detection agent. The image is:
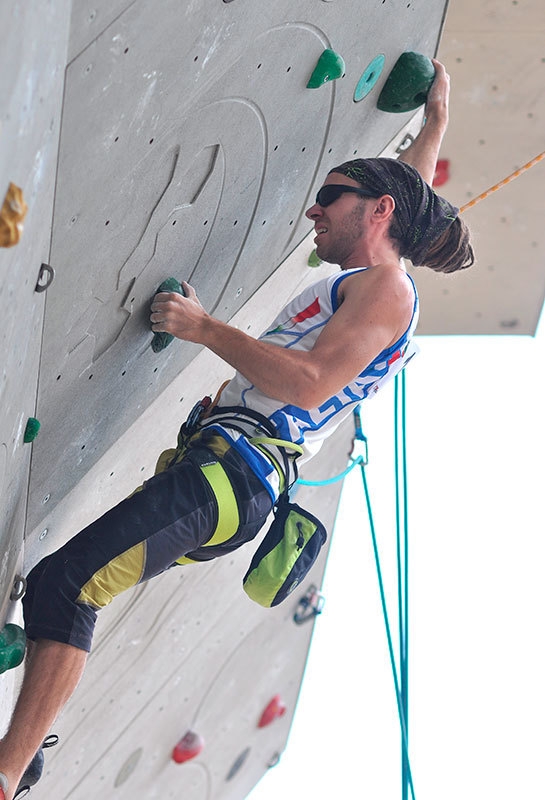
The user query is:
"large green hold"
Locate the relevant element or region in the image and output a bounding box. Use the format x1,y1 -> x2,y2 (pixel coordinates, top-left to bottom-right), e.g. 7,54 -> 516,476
307,49 -> 345,89
0,623 -> 26,673
377,52 -> 435,113
151,277 -> 185,353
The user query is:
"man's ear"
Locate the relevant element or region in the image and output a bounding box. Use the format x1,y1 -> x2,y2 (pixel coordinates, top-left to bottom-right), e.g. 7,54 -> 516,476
372,194 -> 396,221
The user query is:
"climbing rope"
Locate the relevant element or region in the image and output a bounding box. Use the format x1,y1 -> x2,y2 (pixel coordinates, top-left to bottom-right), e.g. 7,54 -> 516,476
394,371 -> 411,800
353,377 -> 415,800
296,454 -> 365,487
459,149 -> 545,213
295,381 -> 415,798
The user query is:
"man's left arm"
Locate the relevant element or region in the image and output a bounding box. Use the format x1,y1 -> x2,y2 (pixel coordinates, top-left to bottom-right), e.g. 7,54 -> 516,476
398,58 -> 450,185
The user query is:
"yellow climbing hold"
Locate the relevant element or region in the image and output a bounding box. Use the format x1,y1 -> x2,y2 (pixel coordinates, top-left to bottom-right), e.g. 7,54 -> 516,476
0,183 -> 28,247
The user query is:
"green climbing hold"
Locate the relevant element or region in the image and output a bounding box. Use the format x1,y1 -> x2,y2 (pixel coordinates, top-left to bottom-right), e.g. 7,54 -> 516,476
307,49 -> 345,89
151,277 -> 185,353
377,52 -> 435,113
0,623 -> 26,674
307,249 -> 322,267
24,417 -> 40,443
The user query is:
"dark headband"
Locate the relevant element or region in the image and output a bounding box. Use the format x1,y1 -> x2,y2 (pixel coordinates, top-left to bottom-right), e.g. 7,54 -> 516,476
328,158 -> 458,265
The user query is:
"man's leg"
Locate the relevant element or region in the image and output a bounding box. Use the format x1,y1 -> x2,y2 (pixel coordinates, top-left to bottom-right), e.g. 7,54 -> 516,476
0,640 -> 86,800
0,450 -> 222,797
0,436 -> 271,798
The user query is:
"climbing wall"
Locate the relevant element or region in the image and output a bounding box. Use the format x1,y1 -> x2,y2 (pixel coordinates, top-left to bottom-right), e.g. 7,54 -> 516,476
1,1 -> 450,798
27,0 -> 447,532
0,2 -> 71,623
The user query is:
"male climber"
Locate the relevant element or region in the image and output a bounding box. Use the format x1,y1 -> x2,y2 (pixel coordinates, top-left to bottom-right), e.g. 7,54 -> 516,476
0,60 -> 473,799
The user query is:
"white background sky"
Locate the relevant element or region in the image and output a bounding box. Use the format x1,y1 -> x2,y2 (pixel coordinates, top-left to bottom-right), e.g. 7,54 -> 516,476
248,314 -> 545,800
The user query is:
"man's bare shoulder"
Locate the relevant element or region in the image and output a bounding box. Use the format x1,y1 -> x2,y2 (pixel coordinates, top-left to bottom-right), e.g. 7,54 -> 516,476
338,264 -> 414,305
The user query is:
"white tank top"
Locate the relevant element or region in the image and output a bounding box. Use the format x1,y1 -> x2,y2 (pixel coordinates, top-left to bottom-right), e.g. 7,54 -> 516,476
207,267 -> 419,500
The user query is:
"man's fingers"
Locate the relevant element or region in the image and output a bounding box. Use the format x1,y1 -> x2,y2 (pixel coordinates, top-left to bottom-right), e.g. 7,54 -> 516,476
151,292 -> 182,312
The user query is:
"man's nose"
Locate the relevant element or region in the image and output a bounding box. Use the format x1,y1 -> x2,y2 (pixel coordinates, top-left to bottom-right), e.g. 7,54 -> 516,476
305,202 -> 321,220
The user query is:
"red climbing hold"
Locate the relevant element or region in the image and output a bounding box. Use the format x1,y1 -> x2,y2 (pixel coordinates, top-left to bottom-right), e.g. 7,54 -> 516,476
258,695 -> 287,728
172,731 -> 205,764
433,159 -> 450,188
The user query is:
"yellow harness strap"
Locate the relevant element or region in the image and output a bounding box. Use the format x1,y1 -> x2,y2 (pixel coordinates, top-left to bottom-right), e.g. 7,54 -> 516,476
248,436 -> 303,494
248,436 -> 304,456
176,458 -> 239,565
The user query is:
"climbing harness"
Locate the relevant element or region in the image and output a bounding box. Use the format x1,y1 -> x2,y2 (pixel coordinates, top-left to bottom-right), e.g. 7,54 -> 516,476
165,400 -> 328,606
460,148 -> 545,213
200,406 -> 327,608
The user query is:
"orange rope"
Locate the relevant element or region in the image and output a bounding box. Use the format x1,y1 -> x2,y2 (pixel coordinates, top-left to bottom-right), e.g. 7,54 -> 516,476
459,149 -> 545,213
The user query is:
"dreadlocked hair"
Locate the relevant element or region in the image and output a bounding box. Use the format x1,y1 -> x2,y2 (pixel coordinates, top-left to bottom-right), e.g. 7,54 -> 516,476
388,213 -> 475,273
419,216 -> 474,273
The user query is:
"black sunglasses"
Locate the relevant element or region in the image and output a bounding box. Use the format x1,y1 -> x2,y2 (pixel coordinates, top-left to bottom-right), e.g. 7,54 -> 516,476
315,184 -> 379,207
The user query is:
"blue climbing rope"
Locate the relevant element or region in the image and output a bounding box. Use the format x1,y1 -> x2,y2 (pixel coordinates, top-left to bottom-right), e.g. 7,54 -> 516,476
395,371 -> 411,800
296,455 -> 365,487
295,384 -> 415,799
354,379 -> 415,800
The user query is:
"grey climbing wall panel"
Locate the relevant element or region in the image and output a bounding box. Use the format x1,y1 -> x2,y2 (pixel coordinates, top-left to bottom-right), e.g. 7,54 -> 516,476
28,0 -> 447,531
0,2 -> 70,620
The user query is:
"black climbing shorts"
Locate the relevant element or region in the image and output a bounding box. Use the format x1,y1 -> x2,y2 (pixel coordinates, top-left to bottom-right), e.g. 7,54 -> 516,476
22,433 -> 273,652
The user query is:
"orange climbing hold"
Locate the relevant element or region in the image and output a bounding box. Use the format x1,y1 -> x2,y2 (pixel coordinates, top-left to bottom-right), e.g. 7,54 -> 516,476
0,183 -> 28,247
258,695 -> 287,728
172,730 -> 205,764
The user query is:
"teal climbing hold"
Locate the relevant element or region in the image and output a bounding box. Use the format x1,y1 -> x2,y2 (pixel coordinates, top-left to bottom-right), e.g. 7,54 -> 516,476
307,49 -> 345,89
354,54 -> 385,102
24,417 -> 40,443
151,277 -> 185,353
377,52 -> 435,113
307,249 -> 322,267
0,623 -> 26,674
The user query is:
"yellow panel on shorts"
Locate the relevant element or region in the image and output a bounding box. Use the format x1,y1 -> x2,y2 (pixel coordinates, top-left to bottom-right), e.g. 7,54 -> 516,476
76,541 -> 146,609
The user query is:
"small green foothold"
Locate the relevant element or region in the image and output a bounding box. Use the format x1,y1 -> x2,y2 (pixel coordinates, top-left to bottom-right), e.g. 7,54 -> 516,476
307,249 -> 322,267
377,52 -> 435,113
151,277 -> 185,353
24,417 -> 40,443
0,623 -> 26,674
307,49 -> 345,89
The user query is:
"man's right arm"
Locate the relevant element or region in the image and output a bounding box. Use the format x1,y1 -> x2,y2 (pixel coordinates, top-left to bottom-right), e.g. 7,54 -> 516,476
397,58 -> 450,185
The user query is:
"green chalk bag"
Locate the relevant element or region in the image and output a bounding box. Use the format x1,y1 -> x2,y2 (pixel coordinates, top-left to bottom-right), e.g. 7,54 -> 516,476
243,495 -> 327,608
